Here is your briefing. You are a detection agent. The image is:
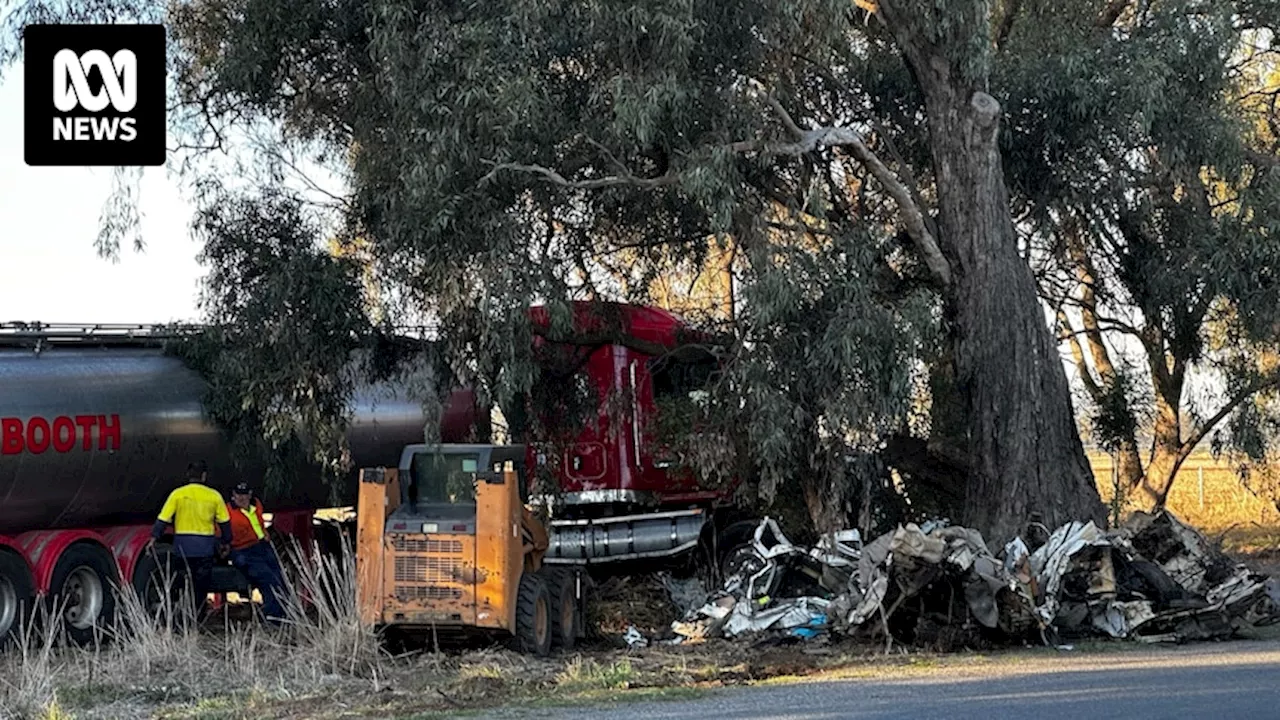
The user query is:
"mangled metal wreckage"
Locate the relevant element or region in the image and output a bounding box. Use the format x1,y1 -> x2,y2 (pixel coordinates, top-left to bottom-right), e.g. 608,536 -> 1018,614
668,511 -> 1279,646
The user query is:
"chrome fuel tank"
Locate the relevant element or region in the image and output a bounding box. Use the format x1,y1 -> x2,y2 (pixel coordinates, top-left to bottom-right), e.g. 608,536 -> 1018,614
0,345 -> 479,534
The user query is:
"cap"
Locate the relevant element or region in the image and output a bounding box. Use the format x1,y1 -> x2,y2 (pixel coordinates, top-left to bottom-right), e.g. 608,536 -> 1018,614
233,482 -> 252,495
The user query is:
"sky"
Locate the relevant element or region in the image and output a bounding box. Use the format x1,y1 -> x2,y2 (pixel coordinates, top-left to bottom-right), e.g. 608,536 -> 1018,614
0,68 -> 204,325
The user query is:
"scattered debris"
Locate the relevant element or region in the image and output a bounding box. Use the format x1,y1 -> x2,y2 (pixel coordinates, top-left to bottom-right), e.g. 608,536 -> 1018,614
623,626 -> 648,649
589,574 -> 683,642
663,510 -> 1279,649
670,519 -> 852,643
659,573 -> 707,615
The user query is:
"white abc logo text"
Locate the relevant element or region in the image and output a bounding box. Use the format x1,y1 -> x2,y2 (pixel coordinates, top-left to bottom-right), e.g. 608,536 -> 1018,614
53,49 -> 137,112
51,48 -> 140,142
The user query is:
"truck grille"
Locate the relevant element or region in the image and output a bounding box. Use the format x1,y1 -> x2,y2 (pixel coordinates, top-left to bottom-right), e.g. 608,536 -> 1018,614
392,537 -> 464,554
395,585 -> 464,601
394,556 -> 463,583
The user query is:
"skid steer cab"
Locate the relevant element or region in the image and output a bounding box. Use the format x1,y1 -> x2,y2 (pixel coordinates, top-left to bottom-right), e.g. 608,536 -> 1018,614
355,444 -> 584,656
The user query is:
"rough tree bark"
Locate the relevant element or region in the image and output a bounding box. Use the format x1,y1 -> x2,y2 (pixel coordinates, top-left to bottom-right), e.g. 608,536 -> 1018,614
878,0 -> 1106,542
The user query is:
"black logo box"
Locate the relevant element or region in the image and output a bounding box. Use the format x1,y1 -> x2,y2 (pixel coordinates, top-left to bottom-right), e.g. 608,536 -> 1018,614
24,24 -> 166,167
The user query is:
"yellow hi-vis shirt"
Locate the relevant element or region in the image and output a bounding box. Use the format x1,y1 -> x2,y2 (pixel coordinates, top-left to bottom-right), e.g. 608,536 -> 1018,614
157,483 -> 231,536
241,506 -> 265,539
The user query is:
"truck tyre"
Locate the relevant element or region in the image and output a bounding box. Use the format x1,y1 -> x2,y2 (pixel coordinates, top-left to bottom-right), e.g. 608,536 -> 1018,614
48,543 -> 118,647
0,550 -> 35,648
132,547 -> 179,621
715,521 -> 761,577
543,569 -> 579,651
513,573 -> 552,657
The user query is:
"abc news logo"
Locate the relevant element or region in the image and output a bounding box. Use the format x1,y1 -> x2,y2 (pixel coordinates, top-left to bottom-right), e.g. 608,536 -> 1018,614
24,24 -> 166,166
54,49 -> 140,142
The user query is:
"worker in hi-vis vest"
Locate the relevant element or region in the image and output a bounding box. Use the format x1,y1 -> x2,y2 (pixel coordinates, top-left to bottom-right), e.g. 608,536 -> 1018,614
148,460 -> 232,621
226,482 -> 288,624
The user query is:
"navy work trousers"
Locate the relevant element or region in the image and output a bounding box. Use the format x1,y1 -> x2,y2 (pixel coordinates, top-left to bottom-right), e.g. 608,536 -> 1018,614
230,541 -> 287,622
177,553 -> 214,619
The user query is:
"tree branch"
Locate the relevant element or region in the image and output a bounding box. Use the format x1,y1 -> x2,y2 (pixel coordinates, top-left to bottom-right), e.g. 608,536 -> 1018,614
479,160 -> 677,190
832,141 -> 951,287
1183,374 -> 1280,455
1065,219 -> 1121,385
1058,310 -> 1104,401
780,53 -> 941,245
485,92 -> 953,287
741,88 -> 951,285
869,119 -> 939,241
765,94 -> 806,141
1096,0 -> 1131,27
1053,298 -> 1147,338
1246,149 -> 1280,168
995,0 -> 1023,49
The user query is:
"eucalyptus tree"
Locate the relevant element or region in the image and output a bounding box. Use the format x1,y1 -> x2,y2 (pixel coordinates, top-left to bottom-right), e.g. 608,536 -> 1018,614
22,0 -> 1249,539
1001,1 -> 1280,511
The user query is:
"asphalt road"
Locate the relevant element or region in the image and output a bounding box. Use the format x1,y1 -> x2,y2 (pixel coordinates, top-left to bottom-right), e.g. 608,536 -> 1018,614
521,639 -> 1280,720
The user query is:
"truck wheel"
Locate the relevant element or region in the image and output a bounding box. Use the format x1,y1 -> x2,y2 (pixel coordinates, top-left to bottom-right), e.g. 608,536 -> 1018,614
513,573 -> 552,657
543,569 -> 579,651
132,548 -> 178,620
715,521 -> 761,577
48,543 -> 118,647
0,550 -> 35,647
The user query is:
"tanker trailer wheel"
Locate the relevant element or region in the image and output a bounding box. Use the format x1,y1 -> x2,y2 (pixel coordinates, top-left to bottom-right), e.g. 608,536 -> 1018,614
48,543 -> 118,647
512,573 -> 552,657
0,550 -> 35,648
541,568 -> 580,651
131,548 -> 181,622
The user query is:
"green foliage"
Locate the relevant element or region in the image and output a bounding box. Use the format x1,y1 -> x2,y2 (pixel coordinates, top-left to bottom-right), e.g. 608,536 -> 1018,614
7,0 -> 1276,521
147,0 -> 939,524
730,228 -> 935,517
1004,0 -> 1280,497
1088,363 -> 1148,455
176,185 -> 374,495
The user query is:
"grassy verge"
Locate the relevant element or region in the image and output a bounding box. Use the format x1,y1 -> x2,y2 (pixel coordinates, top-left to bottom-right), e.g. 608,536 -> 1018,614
5,522 -> 1279,720
9,619 -> 1280,719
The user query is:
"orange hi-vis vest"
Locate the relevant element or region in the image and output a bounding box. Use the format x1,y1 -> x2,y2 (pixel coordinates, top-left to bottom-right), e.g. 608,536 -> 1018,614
227,498 -> 268,551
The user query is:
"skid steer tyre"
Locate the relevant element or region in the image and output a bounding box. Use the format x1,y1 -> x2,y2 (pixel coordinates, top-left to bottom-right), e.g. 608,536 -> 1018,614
513,573 -> 552,657
543,569 -> 579,651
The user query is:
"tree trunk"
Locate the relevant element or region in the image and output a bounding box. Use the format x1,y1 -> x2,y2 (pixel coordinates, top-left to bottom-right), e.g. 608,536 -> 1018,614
931,91 -> 1103,541
878,0 -> 1106,542
1114,440 -> 1145,498
1065,223 -> 1145,497
1135,393 -> 1187,510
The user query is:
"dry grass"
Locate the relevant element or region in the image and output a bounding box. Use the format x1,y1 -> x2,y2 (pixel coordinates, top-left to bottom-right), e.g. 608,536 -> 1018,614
0,604 -> 67,720
0,540 -> 406,720
0,543 -> 696,720
1090,451 -> 1280,530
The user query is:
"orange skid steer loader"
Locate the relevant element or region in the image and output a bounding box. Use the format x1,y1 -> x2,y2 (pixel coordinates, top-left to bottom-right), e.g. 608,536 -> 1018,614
355,445 -> 584,655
